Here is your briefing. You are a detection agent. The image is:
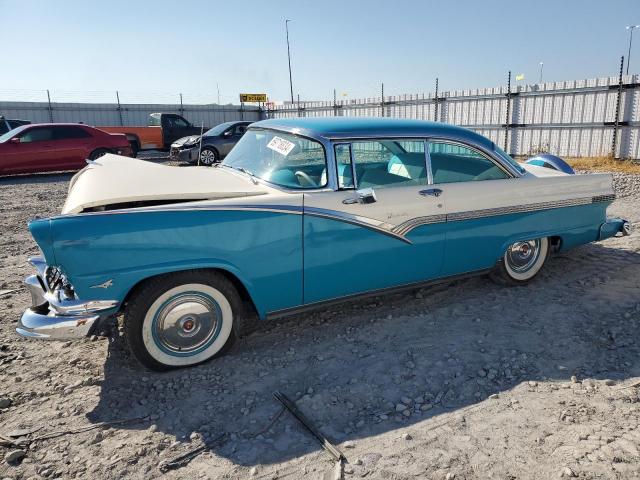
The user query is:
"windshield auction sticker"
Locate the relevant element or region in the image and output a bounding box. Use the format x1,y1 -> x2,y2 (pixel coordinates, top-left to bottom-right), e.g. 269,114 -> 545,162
267,136 -> 296,156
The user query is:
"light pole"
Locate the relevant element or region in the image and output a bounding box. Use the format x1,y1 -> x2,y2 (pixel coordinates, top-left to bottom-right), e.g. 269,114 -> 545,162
539,62 -> 544,84
626,25 -> 640,75
285,19 -> 294,104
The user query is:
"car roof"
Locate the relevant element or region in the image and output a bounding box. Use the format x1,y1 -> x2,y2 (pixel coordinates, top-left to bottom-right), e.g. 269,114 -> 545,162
251,117 -> 494,149
19,123 -> 92,128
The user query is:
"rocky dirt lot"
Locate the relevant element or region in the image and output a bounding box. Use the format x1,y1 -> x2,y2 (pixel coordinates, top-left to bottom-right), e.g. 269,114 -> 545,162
0,169 -> 639,480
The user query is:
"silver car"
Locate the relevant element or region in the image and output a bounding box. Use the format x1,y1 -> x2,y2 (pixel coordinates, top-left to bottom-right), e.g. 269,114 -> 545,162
169,121 -> 252,165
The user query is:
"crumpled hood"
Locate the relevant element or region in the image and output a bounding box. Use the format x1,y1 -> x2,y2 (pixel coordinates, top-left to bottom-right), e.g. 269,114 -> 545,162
171,135 -> 201,147
63,154 -> 268,214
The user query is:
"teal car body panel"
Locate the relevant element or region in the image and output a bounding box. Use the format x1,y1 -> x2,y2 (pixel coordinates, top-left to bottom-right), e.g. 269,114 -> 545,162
45,209 -> 304,318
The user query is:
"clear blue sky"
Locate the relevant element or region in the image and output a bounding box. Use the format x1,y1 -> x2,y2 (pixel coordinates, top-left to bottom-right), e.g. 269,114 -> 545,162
0,0 -> 638,104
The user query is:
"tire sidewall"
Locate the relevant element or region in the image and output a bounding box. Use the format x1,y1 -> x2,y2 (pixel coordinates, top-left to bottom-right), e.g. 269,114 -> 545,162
125,271 -> 239,371
502,237 -> 549,283
141,283 -> 233,367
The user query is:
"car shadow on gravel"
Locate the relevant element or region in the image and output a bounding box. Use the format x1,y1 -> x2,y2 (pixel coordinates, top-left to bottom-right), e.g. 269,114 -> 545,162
86,241 -> 640,468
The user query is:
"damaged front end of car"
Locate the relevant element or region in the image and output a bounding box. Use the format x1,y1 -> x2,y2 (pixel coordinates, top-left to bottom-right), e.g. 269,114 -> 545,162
169,135 -> 201,162
19,256 -> 119,340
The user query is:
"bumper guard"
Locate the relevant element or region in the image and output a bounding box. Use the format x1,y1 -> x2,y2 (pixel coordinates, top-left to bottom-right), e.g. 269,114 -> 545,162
17,257 -> 119,340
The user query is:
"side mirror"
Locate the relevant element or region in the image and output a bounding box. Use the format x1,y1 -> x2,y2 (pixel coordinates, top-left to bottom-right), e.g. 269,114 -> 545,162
342,187 -> 377,205
9,137 -> 20,144
223,130 -> 232,137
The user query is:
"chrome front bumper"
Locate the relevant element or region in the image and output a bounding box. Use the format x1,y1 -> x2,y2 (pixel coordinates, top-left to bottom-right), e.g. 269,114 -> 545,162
18,258 -> 119,340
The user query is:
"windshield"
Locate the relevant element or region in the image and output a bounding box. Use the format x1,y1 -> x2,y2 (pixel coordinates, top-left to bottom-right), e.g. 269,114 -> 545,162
204,122 -> 237,137
222,129 -> 327,189
0,125 -> 29,143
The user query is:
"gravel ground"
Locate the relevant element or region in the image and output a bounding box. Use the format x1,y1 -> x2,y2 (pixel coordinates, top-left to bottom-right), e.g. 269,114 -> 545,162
0,169 -> 639,480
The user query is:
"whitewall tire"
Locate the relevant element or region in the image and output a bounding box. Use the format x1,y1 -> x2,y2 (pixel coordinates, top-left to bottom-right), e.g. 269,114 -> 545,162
490,237 -> 549,285
124,271 -> 239,371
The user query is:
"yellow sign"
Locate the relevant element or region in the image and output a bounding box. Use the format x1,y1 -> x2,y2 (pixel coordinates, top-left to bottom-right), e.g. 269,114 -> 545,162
240,93 -> 267,103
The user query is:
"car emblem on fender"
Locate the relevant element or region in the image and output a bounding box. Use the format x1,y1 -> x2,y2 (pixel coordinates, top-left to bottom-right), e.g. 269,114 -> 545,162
90,279 -> 113,289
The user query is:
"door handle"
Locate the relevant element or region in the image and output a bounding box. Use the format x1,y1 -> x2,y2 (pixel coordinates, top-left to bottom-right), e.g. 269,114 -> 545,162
419,188 -> 443,197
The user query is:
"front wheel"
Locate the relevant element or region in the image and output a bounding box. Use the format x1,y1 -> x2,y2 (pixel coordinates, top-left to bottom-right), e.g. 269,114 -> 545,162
199,147 -> 219,166
490,237 -> 549,285
124,271 -> 239,371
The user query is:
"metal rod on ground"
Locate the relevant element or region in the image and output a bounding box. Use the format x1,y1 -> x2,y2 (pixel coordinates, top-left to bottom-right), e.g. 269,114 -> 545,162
504,71 -> 511,152
198,122 -> 204,166
46,89 -> 53,122
116,91 -> 123,126
274,391 -> 345,462
612,55 -> 624,159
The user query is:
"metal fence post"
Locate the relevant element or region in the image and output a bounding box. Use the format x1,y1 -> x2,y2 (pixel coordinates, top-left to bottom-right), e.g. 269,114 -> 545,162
240,101 -> 244,120
116,91 -> 124,126
46,89 -> 53,122
434,78 -> 439,121
611,56 -> 624,159
504,71 -> 511,152
381,83 -> 385,117
179,93 -> 184,117
333,89 -> 338,117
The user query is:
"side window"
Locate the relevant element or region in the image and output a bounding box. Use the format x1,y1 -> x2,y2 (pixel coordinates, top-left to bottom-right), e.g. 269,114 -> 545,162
350,140 -> 427,189
334,144 -> 355,189
53,126 -> 91,140
234,124 -> 248,135
19,127 -> 53,143
0,122 -> 8,135
173,117 -> 189,128
429,142 -> 508,184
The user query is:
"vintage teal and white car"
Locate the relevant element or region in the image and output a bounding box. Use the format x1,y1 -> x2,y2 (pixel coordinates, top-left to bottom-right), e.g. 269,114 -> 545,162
19,118 -> 630,370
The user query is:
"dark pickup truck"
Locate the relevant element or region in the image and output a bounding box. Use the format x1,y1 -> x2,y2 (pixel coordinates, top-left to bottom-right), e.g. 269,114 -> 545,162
0,116 -> 31,135
99,113 -> 206,157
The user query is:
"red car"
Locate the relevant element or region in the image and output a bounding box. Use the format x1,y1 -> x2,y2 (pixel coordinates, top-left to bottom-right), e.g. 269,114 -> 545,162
0,123 -> 132,175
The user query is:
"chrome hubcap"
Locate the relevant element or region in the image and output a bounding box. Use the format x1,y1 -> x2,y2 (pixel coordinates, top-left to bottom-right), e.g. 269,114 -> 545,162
506,239 -> 541,273
200,149 -> 216,165
154,294 -> 220,353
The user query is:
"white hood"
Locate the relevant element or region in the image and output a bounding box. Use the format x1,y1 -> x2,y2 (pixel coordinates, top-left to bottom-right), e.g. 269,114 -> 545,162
63,154 -> 268,214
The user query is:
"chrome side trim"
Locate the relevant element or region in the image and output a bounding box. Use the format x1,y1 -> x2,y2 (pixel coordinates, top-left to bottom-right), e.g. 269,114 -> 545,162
392,214 -> 447,236
303,206 -> 411,244
447,197 -> 594,222
592,194 -> 616,203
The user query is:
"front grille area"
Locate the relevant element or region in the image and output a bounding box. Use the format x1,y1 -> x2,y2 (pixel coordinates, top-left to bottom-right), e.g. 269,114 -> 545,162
45,266 -> 64,292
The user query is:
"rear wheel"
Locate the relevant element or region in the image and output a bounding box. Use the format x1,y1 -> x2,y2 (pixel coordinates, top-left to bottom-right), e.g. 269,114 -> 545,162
124,271 -> 239,371
490,237 -> 549,285
88,148 -> 111,160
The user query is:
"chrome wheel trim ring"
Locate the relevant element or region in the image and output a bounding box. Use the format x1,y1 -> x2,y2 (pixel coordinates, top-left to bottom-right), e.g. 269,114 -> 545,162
152,293 -> 221,355
200,149 -> 217,165
506,239 -> 541,273
141,283 -> 233,367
